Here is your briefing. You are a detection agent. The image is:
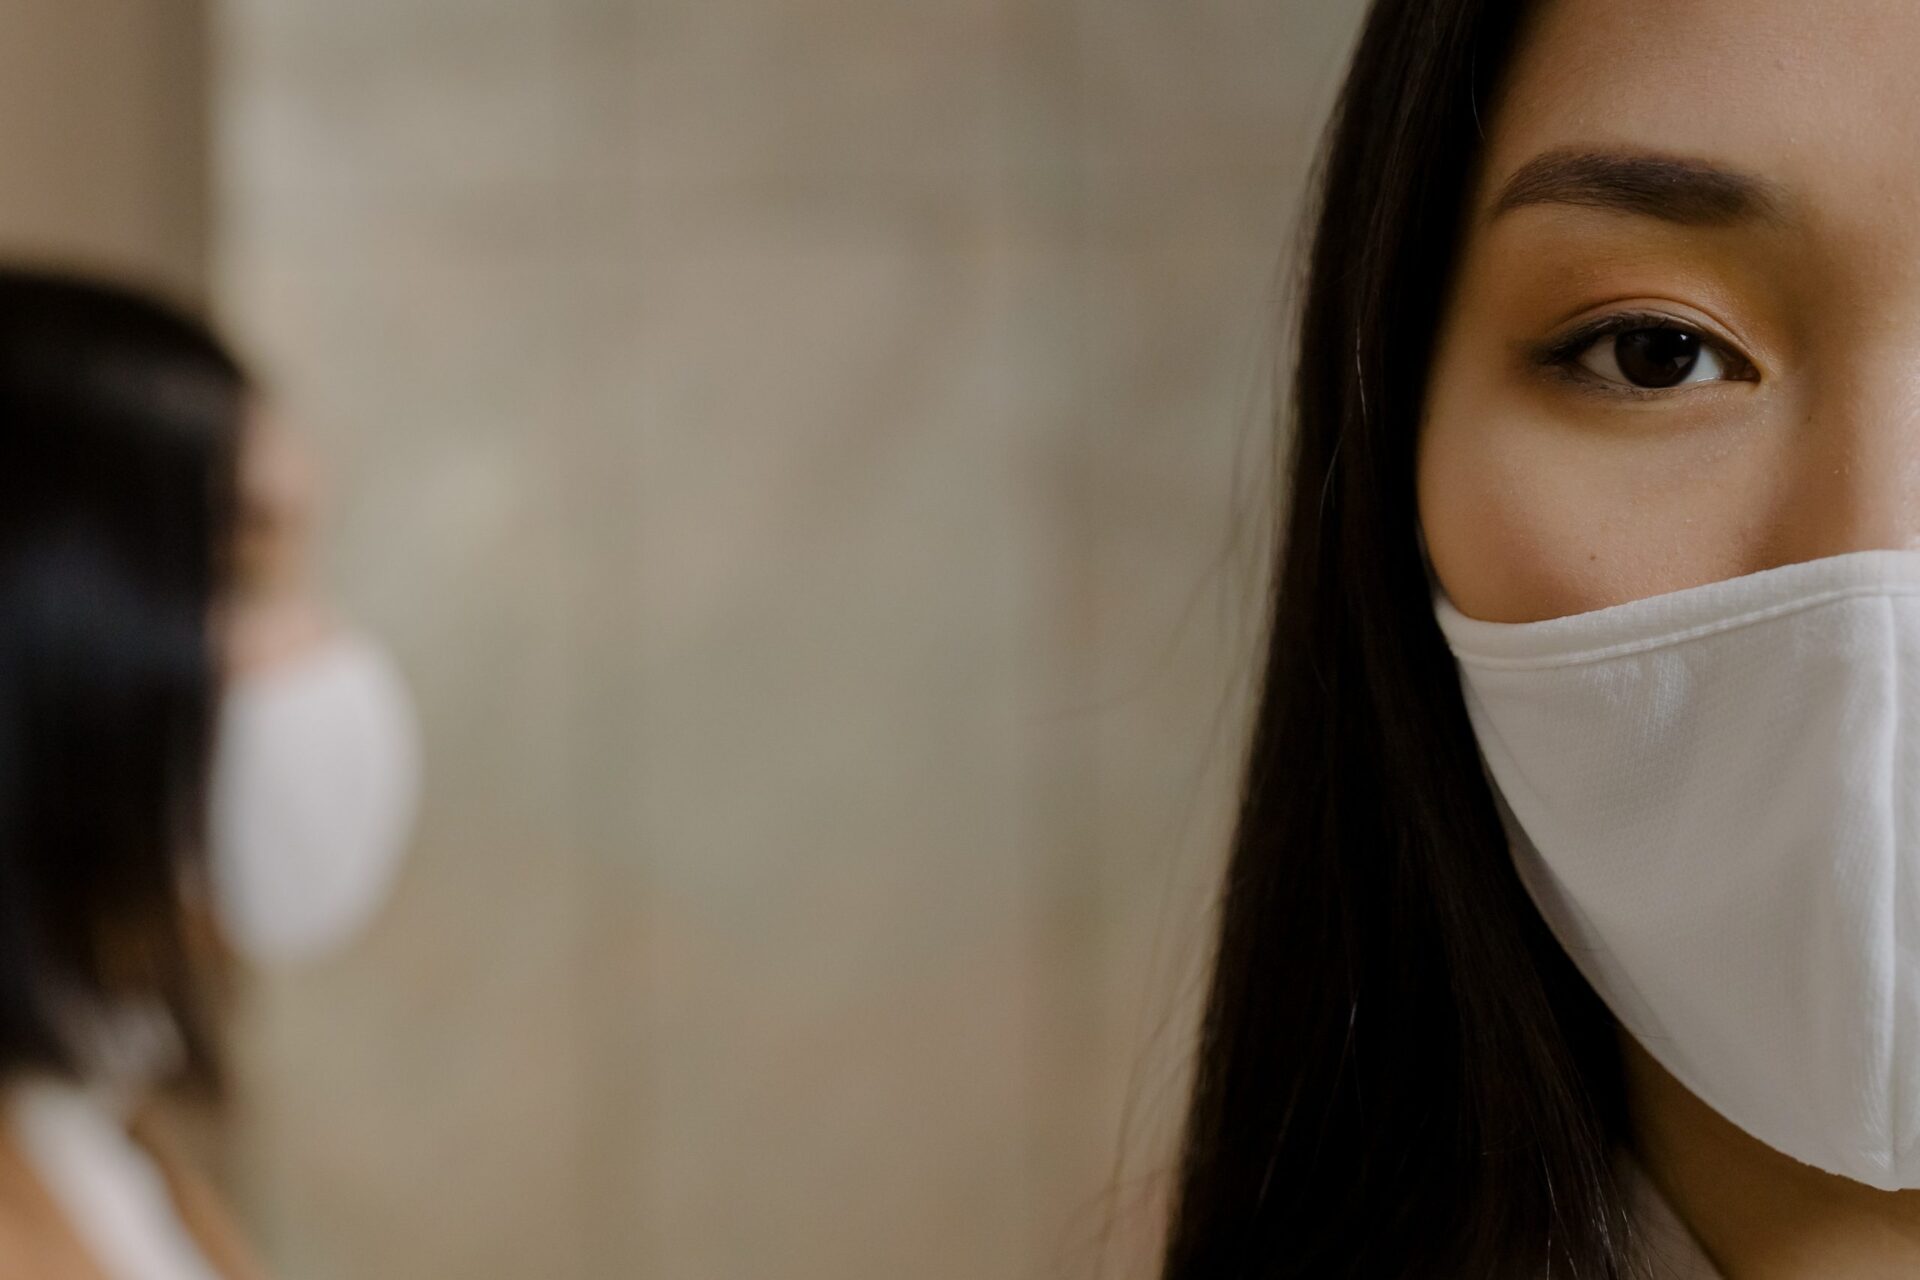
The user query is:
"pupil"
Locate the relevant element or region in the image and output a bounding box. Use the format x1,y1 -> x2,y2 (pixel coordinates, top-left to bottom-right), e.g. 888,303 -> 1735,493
1615,328 -> 1700,388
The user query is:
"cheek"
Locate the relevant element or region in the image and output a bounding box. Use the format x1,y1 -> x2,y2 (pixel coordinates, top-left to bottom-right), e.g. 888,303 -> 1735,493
1417,415 -> 1615,622
1417,387 -> 1785,623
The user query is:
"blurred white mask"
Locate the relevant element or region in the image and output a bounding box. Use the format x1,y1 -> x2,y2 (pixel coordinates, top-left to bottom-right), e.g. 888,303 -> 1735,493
208,632 -> 421,963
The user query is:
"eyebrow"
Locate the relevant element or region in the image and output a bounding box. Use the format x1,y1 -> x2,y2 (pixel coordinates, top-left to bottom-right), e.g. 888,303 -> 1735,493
1487,147 -> 1794,228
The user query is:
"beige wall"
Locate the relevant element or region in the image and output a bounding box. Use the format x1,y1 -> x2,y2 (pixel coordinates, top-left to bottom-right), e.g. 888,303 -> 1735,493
0,0 -> 208,296
210,4 -> 1369,1279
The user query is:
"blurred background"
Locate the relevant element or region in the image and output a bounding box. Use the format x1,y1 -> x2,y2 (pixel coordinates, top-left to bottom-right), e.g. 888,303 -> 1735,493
0,2 -> 1365,1276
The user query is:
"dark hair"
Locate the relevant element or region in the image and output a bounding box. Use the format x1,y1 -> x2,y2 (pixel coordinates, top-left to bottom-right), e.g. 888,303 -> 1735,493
0,266 -> 247,1095
1159,3 -> 1641,1276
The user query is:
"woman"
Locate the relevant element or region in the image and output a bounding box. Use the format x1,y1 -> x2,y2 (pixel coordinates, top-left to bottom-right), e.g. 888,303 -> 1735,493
1160,2 -> 1920,1276
0,269 -> 266,1278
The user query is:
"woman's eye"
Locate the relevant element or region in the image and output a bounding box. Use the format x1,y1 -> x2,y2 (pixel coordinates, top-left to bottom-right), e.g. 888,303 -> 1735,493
1571,324 -> 1746,390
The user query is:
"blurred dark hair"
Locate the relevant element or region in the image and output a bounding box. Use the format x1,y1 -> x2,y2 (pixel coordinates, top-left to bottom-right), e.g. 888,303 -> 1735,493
1159,2 -> 1640,1276
0,266 -> 246,1096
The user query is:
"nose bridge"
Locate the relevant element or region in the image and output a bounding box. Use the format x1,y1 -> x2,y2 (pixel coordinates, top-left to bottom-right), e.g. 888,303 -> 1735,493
1782,330 -> 1920,559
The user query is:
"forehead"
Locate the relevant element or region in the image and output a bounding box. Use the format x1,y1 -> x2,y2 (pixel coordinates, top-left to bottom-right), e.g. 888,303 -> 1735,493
1481,0 -> 1920,227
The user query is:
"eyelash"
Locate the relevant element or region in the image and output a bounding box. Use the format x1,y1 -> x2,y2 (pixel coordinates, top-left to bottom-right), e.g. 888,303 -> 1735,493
1531,310 -> 1758,399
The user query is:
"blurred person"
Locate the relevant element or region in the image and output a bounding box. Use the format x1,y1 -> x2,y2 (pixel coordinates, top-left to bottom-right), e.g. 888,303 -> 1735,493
0,266 -> 418,1278
0,266 -> 257,1278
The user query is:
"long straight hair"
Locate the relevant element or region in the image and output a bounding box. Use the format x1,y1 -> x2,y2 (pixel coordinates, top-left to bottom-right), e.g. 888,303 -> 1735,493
1159,2 -> 1640,1276
0,267 -> 246,1094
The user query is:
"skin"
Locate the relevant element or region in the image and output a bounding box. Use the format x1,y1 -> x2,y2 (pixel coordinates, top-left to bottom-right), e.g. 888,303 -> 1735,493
224,402 -> 337,676
1416,1 -> 1920,1274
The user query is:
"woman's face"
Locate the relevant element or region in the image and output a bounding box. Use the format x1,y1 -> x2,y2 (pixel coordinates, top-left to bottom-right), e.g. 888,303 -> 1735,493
1418,0 -> 1920,624
223,401 -> 328,675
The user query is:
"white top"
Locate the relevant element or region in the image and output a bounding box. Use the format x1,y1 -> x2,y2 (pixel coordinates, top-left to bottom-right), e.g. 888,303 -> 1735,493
5,1079 -> 222,1280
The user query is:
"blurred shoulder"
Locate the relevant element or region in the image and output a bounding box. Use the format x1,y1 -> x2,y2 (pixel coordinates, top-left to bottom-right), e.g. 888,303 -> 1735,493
0,1122 -> 107,1279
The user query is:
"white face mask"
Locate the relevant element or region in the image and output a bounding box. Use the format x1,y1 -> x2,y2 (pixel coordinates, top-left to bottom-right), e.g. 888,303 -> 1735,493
207,632 -> 422,964
1433,547 -> 1920,1191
